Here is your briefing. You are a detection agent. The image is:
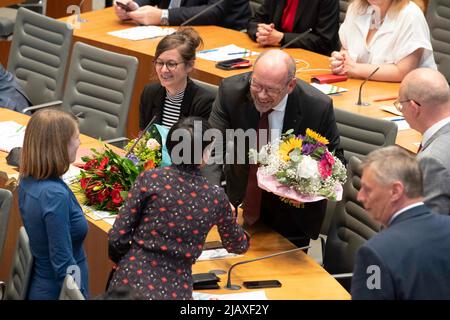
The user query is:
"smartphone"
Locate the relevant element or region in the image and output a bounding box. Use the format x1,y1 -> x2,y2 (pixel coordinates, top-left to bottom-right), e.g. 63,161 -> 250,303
116,1 -> 135,12
243,280 -> 282,289
215,58 -> 252,70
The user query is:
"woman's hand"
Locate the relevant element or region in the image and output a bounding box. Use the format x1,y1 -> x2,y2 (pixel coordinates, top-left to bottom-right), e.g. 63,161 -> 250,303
330,50 -> 346,74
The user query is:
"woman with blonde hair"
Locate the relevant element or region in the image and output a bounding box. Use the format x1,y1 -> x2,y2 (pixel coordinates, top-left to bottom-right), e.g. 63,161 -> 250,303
330,0 -> 436,82
19,108 -> 89,299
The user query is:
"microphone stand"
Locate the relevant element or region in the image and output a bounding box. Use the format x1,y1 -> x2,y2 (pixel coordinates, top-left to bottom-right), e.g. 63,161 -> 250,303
124,115 -> 157,157
280,28 -> 312,50
179,0 -> 226,27
356,66 -> 380,106
226,245 -> 311,290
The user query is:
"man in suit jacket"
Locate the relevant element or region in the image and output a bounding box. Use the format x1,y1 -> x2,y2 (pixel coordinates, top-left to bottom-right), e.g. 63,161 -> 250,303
0,64 -> 31,113
398,68 -> 450,215
209,50 -> 344,247
247,0 -> 339,55
352,146 -> 450,299
114,0 -> 251,31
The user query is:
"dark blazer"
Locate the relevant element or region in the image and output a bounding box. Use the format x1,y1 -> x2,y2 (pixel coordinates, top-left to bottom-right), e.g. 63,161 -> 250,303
0,64 -> 31,113
351,204 -> 450,299
209,72 -> 344,242
135,0 -> 251,30
247,0 -> 340,55
139,78 -> 214,129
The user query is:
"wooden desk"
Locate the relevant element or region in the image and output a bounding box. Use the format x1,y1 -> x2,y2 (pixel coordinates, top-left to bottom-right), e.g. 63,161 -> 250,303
46,0 -> 92,19
0,108 -> 350,299
67,7 -> 421,153
0,0 -> 22,6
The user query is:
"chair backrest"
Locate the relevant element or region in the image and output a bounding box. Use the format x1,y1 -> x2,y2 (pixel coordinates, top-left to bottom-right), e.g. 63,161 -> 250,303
59,274 -> 85,300
191,78 -> 218,98
7,7 -> 73,105
5,226 -> 34,300
334,108 -> 398,162
426,0 -> 450,82
61,41 -> 139,141
0,188 -> 13,261
323,156 -> 381,289
339,0 -> 350,24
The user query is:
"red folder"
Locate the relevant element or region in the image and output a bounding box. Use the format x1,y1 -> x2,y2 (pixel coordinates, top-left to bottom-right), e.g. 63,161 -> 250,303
311,74 -> 348,84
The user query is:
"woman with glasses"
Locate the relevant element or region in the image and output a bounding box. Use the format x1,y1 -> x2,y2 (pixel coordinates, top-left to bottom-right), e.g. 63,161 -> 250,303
330,0 -> 436,82
139,28 -> 215,130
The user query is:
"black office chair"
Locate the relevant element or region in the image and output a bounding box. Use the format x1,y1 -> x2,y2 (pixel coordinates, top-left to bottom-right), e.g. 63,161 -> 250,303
322,156 -> 381,291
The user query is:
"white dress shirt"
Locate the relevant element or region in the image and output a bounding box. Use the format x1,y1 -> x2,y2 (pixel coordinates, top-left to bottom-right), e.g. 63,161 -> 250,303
339,1 -> 436,68
268,94 -> 288,143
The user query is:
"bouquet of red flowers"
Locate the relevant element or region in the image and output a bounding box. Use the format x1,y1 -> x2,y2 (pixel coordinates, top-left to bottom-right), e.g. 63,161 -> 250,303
74,146 -> 140,212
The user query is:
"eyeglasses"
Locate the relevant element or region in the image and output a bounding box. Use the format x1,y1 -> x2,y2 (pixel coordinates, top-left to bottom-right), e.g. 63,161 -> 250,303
393,99 -> 421,112
249,78 -> 287,97
153,59 -> 185,71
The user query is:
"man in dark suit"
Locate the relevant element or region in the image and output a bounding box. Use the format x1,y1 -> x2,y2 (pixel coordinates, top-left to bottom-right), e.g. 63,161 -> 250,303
397,68 -> 450,215
352,146 -> 450,299
247,0 -> 339,55
209,49 -> 343,247
0,64 -> 31,113
114,0 -> 251,31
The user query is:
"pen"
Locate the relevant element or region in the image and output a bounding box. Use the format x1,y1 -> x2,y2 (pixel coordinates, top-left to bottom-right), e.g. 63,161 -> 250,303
228,51 -> 248,56
391,117 -> 404,122
198,48 -> 218,54
373,96 -> 397,102
16,125 -> 24,133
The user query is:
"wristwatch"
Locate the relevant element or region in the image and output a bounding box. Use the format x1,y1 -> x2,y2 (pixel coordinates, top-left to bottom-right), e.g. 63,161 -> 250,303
160,9 -> 169,26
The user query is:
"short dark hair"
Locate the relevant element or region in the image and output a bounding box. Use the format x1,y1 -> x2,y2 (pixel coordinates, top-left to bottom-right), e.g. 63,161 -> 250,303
166,117 -> 212,168
155,27 -> 203,63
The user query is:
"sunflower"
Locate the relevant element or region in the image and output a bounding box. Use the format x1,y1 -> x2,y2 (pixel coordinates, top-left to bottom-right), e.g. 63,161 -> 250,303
306,128 -> 329,145
279,137 -> 303,161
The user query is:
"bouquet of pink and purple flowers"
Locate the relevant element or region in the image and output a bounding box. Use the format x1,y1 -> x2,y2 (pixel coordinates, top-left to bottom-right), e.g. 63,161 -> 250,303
249,129 -> 347,207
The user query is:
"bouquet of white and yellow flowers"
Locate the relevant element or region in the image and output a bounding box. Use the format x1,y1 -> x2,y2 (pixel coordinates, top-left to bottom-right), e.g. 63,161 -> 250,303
250,129 -> 347,206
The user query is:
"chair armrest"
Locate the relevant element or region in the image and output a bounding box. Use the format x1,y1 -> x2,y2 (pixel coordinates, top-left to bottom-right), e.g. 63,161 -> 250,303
104,137 -> 129,148
332,273 -> 353,279
0,281 -> 5,300
22,100 -> 63,114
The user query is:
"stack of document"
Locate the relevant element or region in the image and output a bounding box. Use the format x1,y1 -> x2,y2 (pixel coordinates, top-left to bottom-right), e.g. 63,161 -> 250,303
197,44 -> 259,62
0,121 -> 25,152
108,26 -> 176,40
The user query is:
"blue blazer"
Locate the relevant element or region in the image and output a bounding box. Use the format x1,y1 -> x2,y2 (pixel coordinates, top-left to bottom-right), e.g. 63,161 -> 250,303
0,64 -> 31,113
351,204 -> 450,299
19,177 -> 89,300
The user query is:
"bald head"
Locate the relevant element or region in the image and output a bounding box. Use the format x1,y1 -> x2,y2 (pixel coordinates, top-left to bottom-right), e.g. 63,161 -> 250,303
402,68 -> 450,108
253,50 -> 296,82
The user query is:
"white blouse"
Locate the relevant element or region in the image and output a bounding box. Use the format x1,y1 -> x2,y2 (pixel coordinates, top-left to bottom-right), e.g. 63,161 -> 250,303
339,1 -> 436,69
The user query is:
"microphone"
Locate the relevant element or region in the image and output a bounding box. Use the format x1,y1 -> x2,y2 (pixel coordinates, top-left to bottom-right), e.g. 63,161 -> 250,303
226,245 -> 311,290
280,28 -> 313,50
179,0 -> 226,27
124,115 -> 157,157
356,66 -> 380,106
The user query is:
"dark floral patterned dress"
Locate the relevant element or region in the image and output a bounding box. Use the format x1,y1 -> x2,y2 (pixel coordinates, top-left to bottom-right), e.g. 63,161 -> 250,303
108,165 -> 249,300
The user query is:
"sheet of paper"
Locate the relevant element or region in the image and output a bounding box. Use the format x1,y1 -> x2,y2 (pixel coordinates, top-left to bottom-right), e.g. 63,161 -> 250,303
108,26 -> 176,40
193,290 -> 268,300
83,205 -> 117,221
310,83 -> 348,95
197,248 -> 241,261
380,105 -> 403,116
0,121 -> 25,152
197,44 -> 259,62
62,165 -> 81,185
384,116 -> 410,131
